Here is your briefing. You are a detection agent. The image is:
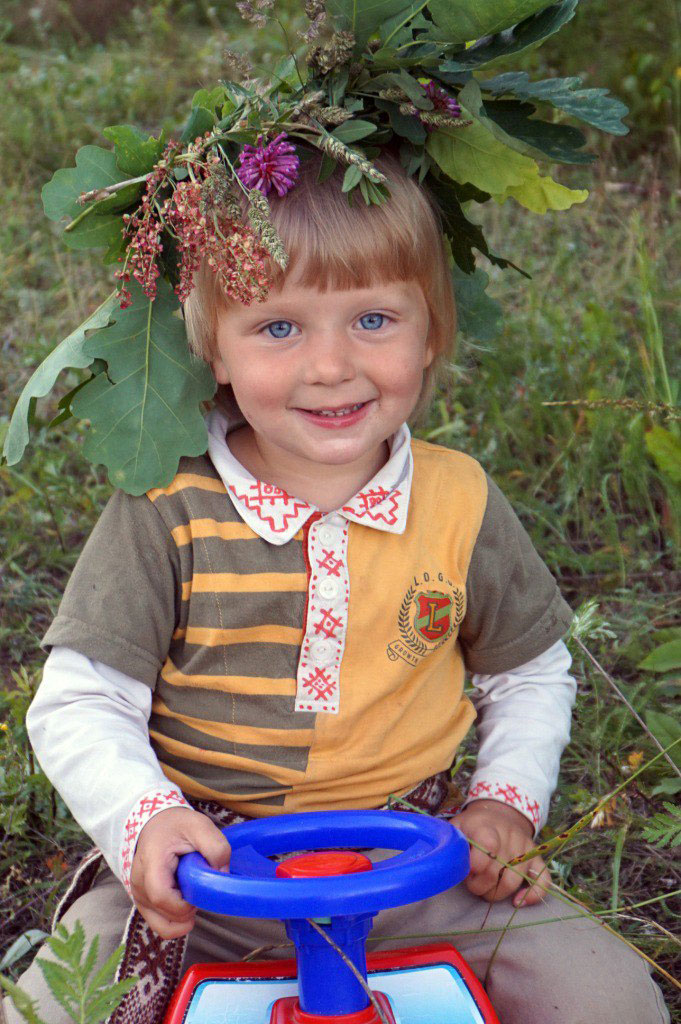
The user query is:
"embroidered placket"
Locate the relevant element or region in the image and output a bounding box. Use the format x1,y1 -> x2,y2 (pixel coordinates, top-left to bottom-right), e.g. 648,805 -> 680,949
295,513 -> 350,714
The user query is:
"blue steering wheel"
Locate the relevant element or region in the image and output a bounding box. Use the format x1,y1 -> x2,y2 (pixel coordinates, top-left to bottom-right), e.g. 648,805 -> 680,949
177,809 -> 469,919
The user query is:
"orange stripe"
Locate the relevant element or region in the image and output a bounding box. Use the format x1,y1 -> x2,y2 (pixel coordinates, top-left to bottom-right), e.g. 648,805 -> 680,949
160,660 -> 297,695
183,625 -> 302,646
171,519 -> 255,546
152,697 -> 313,746
148,473 -> 226,501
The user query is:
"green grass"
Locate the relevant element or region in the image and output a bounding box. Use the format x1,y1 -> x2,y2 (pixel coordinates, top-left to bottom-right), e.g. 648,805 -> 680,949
1,0 -> 679,1015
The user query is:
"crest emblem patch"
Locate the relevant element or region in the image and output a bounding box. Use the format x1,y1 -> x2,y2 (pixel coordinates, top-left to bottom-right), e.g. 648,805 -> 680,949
387,571 -> 465,666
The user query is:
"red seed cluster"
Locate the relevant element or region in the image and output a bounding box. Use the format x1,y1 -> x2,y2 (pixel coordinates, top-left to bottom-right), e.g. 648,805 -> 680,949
115,138 -> 272,310
115,143 -> 176,308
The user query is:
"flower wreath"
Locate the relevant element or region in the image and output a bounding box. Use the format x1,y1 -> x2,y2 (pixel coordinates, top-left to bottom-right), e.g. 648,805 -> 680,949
3,0 -> 628,495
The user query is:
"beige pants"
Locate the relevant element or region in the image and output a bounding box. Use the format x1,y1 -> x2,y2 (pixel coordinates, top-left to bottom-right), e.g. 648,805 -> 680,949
3,866 -> 670,1024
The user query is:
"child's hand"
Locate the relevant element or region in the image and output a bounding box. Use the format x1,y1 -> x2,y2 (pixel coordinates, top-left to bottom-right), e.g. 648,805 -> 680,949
130,807 -> 231,938
452,799 -> 550,907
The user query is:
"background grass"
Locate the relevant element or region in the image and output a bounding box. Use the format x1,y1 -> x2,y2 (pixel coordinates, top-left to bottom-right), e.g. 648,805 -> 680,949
0,0 -> 679,1013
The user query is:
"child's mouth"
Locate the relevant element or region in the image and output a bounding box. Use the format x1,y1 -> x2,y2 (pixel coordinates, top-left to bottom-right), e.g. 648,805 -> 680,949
295,401 -> 371,428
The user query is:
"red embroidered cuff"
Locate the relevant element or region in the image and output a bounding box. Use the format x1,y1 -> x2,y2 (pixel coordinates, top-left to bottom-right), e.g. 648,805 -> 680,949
121,786 -> 191,892
465,779 -> 543,831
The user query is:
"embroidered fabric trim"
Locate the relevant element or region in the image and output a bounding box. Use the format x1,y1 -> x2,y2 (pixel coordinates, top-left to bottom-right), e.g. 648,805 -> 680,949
295,513 -> 350,713
121,787 -> 191,892
465,779 -> 542,830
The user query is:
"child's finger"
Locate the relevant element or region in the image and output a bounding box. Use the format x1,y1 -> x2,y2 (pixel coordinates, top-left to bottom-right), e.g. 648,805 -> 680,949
512,859 -> 551,908
141,858 -> 197,919
183,814 -> 232,870
135,901 -> 196,939
463,826 -> 502,896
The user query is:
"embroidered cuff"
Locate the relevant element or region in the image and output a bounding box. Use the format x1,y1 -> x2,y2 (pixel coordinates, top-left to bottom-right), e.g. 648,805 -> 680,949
464,777 -> 545,833
120,785 -> 191,892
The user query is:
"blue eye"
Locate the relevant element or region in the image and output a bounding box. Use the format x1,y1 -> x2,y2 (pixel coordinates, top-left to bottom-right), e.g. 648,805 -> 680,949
359,313 -> 385,331
266,320 -> 294,339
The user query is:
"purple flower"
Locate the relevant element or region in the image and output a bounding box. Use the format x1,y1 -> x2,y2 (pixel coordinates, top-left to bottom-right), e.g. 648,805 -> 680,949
236,132 -> 300,197
421,81 -> 462,131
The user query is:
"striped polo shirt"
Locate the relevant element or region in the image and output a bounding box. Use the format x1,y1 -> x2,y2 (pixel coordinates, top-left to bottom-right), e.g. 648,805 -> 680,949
43,408 -> 572,822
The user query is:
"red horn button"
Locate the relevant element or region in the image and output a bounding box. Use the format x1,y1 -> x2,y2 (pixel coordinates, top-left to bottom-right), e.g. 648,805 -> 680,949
275,852 -> 373,878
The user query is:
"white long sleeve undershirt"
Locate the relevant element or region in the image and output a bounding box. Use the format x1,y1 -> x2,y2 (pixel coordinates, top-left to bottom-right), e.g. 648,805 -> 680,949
26,640 -> 576,882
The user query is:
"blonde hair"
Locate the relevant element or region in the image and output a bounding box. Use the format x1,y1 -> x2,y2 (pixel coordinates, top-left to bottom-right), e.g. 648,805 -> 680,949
184,152 -> 456,425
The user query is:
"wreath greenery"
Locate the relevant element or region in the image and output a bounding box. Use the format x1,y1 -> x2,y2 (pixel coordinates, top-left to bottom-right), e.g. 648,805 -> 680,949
2,0 -> 628,494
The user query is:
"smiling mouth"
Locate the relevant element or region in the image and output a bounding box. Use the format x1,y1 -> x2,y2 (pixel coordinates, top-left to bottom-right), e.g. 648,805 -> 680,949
300,402 -> 368,418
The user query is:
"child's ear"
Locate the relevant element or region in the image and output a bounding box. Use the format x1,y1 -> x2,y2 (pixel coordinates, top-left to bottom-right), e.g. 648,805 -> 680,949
211,356 -> 230,385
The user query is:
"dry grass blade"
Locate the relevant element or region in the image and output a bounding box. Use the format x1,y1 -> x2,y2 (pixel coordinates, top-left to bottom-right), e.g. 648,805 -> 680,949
306,920 -> 390,1024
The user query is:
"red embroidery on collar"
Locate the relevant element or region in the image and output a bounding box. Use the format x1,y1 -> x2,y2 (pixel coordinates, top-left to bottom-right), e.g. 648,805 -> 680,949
228,481 -> 311,533
343,486 -> 401,525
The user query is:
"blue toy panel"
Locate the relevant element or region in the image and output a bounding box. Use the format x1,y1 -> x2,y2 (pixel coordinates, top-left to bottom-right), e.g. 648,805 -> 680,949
183,964 -> 486,1024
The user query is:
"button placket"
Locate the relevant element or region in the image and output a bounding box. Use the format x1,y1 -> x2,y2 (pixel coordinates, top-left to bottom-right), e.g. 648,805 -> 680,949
295,515 -> 350,714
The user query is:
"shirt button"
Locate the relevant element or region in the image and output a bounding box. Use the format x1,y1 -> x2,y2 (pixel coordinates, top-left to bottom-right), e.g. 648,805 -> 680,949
318,577 -> 340,599
310,640 -> 334,663
317,526 -> 337,546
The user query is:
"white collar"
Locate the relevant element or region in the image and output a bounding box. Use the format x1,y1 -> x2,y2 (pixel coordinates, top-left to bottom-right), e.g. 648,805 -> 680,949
206,406 -> 413,546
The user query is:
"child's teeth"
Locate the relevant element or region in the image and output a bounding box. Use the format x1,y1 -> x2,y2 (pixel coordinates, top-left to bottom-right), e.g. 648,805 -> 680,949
315,403 -> 363,417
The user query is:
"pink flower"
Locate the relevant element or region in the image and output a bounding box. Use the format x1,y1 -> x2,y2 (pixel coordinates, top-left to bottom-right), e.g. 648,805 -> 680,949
420,81 -> 462,132
237,132 -> 300,197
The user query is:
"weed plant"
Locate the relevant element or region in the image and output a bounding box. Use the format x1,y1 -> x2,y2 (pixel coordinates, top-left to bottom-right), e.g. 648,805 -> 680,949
0,1 -> 679,1017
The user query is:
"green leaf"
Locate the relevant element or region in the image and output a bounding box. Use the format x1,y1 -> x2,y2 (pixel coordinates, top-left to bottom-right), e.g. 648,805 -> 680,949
326,0 -> 418,48
365,70 -> 433,109
450,262 -> 502,341
72,279 -> 216,495
645,426 -> 681,483
102,125 -> 165,176
458,78 -> 592,164
427,0 -> 553,45
2,293 -> 119,467
639,639 -> 681,673
429,177 -> 524,275
645,712 -> 681,767
342,164 -> 363,191
494,171 -> 588,212
42,145 -> 137,224
0,931 -> 48,971
63,215 -> 125,252
332,119 -> 378,143
0,975 -> 48,1024
180,106 -> 215,145
641,802 -> 681,847
480,71 -> 629,135
484,99 -> 593,164
441,0 -> 578,70
651,777 -> 681,797
426,119 -> 537,195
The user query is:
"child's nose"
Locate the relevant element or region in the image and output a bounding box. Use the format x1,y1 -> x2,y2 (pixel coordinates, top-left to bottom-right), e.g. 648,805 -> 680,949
303,331 -> 356,386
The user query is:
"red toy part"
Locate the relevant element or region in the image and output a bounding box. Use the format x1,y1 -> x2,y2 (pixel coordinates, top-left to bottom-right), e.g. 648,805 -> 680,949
269,991 -> 395,1023
163,944 -> 499,1024
276,852 -> 373,878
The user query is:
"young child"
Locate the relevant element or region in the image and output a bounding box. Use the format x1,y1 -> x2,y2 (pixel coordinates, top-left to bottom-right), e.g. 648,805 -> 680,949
4,156 -> 668,1024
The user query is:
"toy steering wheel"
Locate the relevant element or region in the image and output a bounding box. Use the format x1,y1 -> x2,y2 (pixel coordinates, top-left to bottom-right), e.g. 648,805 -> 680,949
177,809 -> 469,918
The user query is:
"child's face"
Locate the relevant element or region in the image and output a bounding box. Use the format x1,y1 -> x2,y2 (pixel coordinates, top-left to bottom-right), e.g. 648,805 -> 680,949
211,273 -> 432,483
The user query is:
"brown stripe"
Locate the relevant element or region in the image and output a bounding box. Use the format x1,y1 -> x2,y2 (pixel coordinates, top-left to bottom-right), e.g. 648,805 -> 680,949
152,733 -> 303,784
152,697 -> 314,747
160,660 -> 297,696
191,572 -> 308,594
159,759 -> 289,805
151,713 -> 310,772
